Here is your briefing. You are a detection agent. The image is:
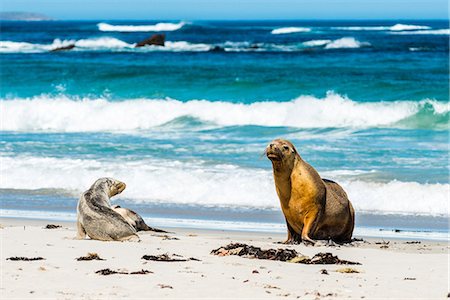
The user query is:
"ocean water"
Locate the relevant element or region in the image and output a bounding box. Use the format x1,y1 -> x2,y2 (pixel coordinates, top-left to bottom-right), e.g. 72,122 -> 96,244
1,20 -> 449,240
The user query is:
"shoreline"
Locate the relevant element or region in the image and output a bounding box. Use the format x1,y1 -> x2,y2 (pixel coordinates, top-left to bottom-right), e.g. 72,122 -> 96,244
1,210 -> 449,242
1,217 -> 449,299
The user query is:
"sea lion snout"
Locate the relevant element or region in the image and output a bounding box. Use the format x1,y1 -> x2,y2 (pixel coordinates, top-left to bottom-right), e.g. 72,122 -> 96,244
115,181 -> 126,193
266,143 -> 283,161
266,139 -> 295,161
111,180 -> 126,196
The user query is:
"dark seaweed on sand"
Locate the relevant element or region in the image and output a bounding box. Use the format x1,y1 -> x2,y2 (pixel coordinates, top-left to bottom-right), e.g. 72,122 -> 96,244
95,268 -> 153,275
45,224 -> 62,229
6,256 -> 45,261
76,253 -> 105,261
211,243 -> 360,265
130,269 -> 153,275
141,254 -> 200,262
96,268 -> 121,275
212,243 -> 298,261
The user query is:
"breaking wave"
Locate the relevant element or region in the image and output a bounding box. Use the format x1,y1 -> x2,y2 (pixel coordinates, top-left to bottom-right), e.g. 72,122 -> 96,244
324,37 -> 369,49
333,23 -> 432,31
390,29 -> 450,35
0,36 -> 371,53
271,27 -> 311,34
0,38 -> 133,53
1,93 -> 448,132
97,22 -> 185,32
1,156 -> 448,216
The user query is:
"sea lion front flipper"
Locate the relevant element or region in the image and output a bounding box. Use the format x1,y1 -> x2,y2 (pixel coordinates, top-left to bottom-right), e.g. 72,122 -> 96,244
283,218 -> 301,244
75,220 -> 86,240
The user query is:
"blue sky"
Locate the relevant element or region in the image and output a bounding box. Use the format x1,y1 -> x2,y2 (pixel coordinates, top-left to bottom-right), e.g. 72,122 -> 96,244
1,0 -> 448,20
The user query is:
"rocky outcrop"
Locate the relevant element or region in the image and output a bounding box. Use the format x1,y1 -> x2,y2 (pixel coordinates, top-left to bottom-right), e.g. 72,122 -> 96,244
50,44 -> 75,52
135,34 -> 165,47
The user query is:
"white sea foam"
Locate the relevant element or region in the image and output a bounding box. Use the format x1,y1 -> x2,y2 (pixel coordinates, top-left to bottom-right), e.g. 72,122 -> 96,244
1,156 -> 448,216
0,41 -> 38,53
391,29 -> 450,35
302,39 -> 332,47
2,93 -> 448,132
0,37 -> 372,53
301,37 -> 369,49
0,38 -> 214,53
147,41 -> 211,52
0,38 -> 134,53
333,24 -> 431,31
324,37 -> 369,49
97,22 -> 185,32
271,27 -> 311,34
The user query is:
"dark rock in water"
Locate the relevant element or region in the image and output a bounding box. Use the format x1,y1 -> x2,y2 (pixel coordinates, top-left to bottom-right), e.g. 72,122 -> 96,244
249,44 -> 260,49
135,34 -> 165,47
211,243 -> 361,265
50,44 -> 75,52
7,256 -> 45,261
210,46 -> 225,52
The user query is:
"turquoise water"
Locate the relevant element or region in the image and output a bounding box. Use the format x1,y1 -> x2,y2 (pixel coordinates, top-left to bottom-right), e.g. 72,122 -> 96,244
1,20 -> 449,238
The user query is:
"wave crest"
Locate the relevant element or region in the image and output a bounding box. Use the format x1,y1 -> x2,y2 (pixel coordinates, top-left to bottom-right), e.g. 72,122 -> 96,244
391,29 -> 450,35
333,23 -> 432,31
0,36 -> 371,53
97,22 -> 185,32
271,27 -> 311,34
1,93 -> 447,132
0,38 -> 133,53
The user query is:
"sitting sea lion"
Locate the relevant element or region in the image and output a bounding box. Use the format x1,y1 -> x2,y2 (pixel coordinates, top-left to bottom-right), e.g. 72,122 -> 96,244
111,205 -> 169,233
76,178 -> 139,242
266,139 -> 355,244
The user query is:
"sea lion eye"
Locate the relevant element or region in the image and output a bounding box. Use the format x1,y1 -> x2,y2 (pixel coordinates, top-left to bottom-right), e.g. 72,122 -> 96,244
283,145 -> 289,150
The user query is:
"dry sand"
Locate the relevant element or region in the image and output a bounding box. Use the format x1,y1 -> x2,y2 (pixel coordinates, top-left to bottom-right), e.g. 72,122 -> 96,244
1,218 -> 449,299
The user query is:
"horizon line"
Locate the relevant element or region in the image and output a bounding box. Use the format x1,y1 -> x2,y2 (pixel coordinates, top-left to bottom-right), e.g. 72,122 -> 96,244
1,18 -> 448,21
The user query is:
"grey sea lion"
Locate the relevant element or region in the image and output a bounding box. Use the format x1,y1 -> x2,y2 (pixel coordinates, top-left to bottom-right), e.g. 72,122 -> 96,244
266,139 -> 355,245
76,178 -> 139,242
111,205 -> 169,233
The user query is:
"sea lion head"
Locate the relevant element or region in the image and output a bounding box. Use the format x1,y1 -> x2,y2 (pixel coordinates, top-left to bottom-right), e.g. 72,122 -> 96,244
91,177 -> 126,197
266,139 -> 298,172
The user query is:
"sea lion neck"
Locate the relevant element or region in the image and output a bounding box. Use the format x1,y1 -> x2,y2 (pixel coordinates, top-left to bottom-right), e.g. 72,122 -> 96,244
271,153 -> 301,176
272,155 -> 301,205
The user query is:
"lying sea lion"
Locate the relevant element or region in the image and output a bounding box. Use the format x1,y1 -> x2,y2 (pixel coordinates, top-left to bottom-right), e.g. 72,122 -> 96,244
266,139 -> 355,244
76,178 -> 139,242
111,205 -> 168,233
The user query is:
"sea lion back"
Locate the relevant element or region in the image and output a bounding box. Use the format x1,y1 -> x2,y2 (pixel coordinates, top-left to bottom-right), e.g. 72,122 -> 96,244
76,178 -> 139,242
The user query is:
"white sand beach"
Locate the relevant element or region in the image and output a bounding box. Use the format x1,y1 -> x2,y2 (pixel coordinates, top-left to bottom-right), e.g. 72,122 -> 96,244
1,218 -> 448,299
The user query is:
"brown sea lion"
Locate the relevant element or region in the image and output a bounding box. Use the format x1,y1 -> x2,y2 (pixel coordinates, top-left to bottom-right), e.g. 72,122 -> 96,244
76,178 -> 140,242
266,139 -> 355,245
111,205 -> 169,233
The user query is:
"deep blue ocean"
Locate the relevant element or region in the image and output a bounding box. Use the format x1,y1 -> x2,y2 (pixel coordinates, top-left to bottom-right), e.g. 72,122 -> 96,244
1,20 -> 449,239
